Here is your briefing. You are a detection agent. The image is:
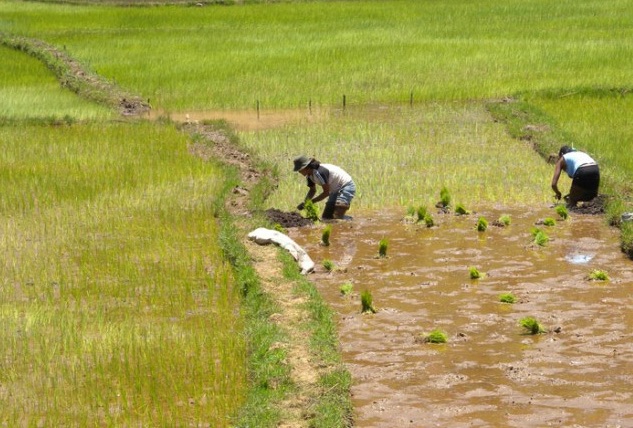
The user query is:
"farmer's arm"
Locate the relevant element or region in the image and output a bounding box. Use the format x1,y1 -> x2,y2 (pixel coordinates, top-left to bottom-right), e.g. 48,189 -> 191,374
297,184 -> 317,210
311,182 -> 331,203
551,157 -> 565,199
304,185 -> 317,202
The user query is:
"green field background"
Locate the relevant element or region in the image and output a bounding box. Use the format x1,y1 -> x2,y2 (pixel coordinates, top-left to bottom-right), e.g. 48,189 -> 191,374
2,0 -> 633,426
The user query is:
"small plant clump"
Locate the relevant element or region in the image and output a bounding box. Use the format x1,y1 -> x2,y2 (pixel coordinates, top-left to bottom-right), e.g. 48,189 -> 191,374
416,205 -> 428,222
302,199 -> 320,221
360,290 -> 376,314
424,329 -> 448,344
272,223 -> 286,233
455,203 -> 470,215
423,213 -> 434,228
499,293 -> 516,304
439,186 -> 451,208
531,227 -> 549,246
340,282 -> 353,296
378,238 -> 388,258
476,216 -> 488,232
469,266 -> 483,279
321,225 -> 332,246
322,259 -> 335,272
519,316 -> 546,334
543,217 -> 556,226
555,204 -> 569,220
587,269 -> 610,281
498,214 -> 511,226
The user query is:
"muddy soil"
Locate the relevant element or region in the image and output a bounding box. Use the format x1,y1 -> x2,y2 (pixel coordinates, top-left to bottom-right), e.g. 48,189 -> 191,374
288,208 -> 633,428
264,208 -> 314,228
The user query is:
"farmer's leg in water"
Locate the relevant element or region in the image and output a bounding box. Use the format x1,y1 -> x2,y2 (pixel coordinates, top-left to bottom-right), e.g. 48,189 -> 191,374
332,181 -> 356,219
333,204 -> 350,219
321,201 -> 335,219
568,165 -> 600,207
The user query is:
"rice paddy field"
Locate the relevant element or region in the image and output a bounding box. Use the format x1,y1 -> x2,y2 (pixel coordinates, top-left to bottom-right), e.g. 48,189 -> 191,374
1,0 -> 633,426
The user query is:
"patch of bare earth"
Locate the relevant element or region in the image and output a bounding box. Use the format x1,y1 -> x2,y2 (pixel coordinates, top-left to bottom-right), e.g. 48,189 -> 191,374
183,122 -> 323,427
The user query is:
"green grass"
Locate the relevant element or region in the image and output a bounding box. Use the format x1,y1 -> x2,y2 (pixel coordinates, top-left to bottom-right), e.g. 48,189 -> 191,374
240,104 -> 552,211
0,122 -> 247,425
2,0 -> 633,111
0,45 -> 112,120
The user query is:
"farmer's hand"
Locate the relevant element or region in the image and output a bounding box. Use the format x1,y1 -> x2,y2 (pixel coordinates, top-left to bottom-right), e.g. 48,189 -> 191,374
553,190 -> 562,200
297,202 -> 305,210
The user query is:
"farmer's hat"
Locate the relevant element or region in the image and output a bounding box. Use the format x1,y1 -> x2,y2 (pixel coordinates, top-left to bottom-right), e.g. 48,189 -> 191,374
293,155 -> 311,172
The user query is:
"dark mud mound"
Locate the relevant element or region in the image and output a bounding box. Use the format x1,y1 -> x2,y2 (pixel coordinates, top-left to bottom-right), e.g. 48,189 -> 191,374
571,194 -> 608,215
264,208 -> 314,228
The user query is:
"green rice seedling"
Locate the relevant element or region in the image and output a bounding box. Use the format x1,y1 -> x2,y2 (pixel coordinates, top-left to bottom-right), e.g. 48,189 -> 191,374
321,225 -> 332,246
543,217 -> 556,226
588,269 -> 610,281
360,290 -> 376,314
469,266 -> 482,279
498,214 -> 511,226
303,199 -> 319,222
322,259 -> 335,272
378,238 -> 389,258
476,216 -> 488,232
531,227 -> 550,246
555,204 -> 569,220
519,317 -> 546,334
439,186 -> 451,208
423,213 -> 434,228
499,293 -> 516,304
424,329 -> 448,344
340,282 -> 353,296
273,223 -> 286,233
406,206 -> 416,218
455,203 -> 470,215
416,206 -> 428,222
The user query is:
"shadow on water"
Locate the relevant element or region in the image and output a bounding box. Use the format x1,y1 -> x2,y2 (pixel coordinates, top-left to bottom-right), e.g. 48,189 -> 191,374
288,208 -> 633,428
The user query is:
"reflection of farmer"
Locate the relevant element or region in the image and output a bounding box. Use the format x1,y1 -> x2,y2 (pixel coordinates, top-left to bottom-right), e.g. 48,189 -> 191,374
293,155 -> 356,219
551,145 -> 600,207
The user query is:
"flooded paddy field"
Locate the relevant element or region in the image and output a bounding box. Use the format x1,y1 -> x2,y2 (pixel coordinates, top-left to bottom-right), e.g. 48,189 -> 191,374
288,208 -> 633,427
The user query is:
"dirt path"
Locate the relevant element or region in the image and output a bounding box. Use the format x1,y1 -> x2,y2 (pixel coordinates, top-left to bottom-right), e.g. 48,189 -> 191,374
182,122 -> 326,427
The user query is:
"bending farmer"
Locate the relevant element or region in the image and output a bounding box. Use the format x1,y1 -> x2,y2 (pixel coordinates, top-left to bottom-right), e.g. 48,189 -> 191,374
551,145 -> 600,207
293,155 -> 356,219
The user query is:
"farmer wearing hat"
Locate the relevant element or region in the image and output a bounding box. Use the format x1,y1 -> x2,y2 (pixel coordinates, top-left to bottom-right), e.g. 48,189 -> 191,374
293,155 -> 356,219
551,145 -> 600,207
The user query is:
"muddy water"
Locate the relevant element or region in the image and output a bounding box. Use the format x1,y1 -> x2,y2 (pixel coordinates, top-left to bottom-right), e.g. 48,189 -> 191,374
287,208 -> 633,427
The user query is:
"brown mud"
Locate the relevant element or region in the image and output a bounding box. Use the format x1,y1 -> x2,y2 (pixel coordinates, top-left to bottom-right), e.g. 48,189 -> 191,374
288,208 -> 633,428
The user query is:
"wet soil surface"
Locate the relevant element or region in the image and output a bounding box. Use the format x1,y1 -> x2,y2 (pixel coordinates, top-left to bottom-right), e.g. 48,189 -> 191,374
288,208 -> 633,427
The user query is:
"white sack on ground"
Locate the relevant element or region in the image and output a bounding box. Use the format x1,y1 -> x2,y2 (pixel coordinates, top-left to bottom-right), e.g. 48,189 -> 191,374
247,227 -> 315,275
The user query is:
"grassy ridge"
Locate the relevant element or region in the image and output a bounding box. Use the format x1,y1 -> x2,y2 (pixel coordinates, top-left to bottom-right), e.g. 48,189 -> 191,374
0,122 -> 248,425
